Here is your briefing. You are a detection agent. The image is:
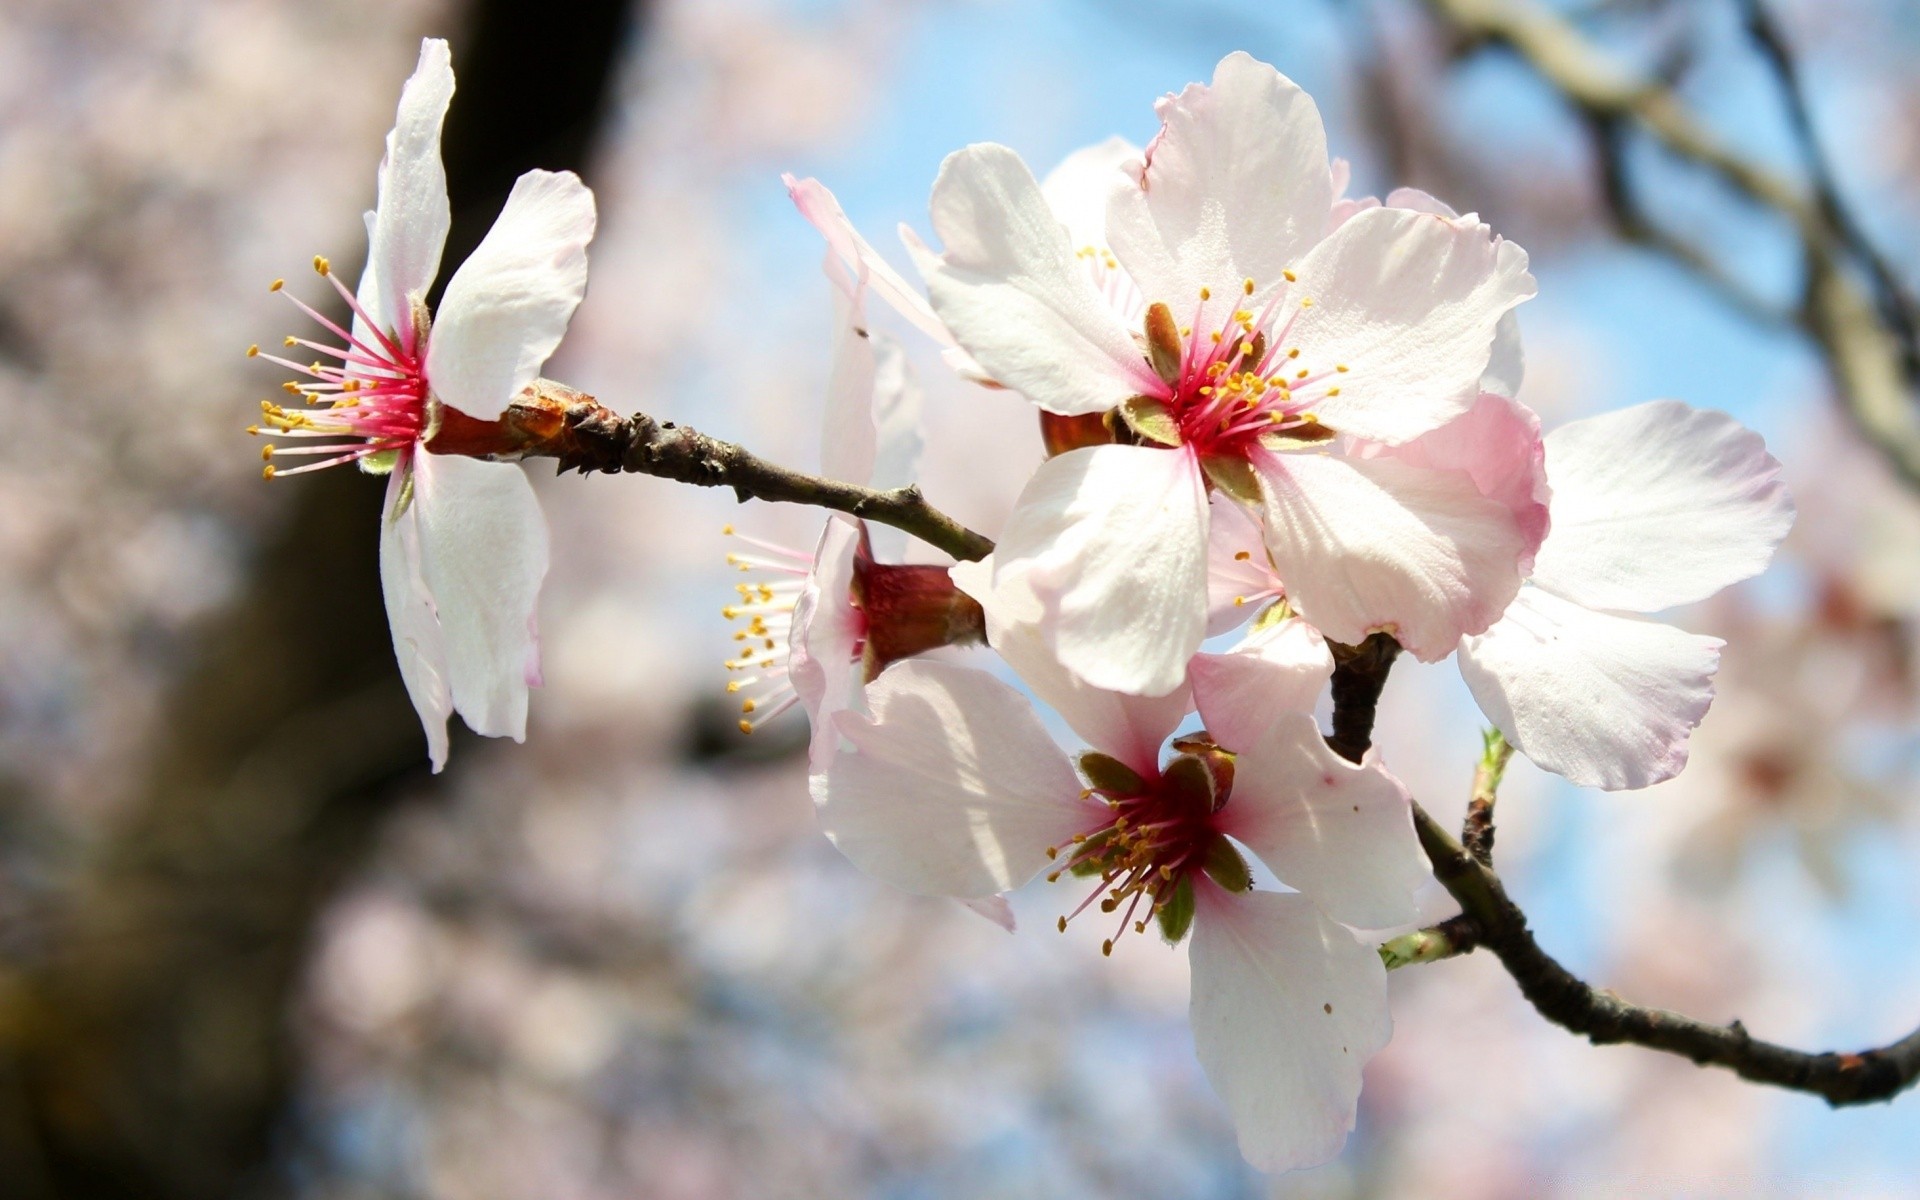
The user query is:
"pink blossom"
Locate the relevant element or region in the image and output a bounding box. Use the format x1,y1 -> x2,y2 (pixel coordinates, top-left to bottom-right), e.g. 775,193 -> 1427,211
905,53 -> 1540,693
1458,401 -> 1795,789
250,39 -> 595,770
843,561 -> 1429,1170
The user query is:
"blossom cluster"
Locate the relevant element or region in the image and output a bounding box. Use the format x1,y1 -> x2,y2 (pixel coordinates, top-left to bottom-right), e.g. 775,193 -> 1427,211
254,43 -> 1793,1174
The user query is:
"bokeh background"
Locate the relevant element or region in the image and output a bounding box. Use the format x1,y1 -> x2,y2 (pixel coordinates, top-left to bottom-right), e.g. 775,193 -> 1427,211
2,0 -> 1919,1196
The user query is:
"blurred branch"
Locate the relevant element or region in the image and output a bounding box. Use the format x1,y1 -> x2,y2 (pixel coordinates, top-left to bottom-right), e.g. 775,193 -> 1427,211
0,2 -> 643,1196
504,380 -> 995,563
1327,643 -> 1920,1106
1419,0 -> 1920,487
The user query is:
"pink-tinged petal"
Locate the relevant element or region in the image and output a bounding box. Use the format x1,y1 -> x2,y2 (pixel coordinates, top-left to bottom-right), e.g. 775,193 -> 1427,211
789,519 -> 864,775
1328,195 -> 1380,229
1329,156 -> 1352,201
869,333 -> 924,495
1530,401 -> 1794,612
959,894 -> 1017,932
1107,52 -> 1331,325
1459,587 -> 1724,791
378,460 -> 452,772
1189,618 -> 1331,750
1217,713 -> 1427,929
1205,497 -> 1284,636
426,169 -> 595,420
365,38 -> 454,335
951,555 -> 1190,778
1367,391 -> 1550,574
818,659 -> 1099,899
785,173 -> 960,353
1256,451 -> 1530,660
1039,135 -> 1142,252
914,144 -> 1154,415
817,254 -> 880,485
1287,205 -> 1535,444
995,443 -> 1211,696
409,452 -> 549,743
1189,884 -> 1390,1173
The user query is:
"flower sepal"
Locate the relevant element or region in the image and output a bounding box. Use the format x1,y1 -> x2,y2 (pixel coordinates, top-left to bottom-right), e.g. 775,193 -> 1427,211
852,537 -> 987,680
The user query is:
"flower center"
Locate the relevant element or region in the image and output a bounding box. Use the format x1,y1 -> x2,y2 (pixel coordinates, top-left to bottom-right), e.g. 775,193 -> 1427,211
1137,279 -> 1347,461
1046,747 -> 1250,955
248,256 -> 430,478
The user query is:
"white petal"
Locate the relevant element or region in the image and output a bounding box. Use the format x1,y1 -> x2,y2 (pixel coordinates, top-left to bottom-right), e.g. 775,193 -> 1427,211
1204,496 -> 1284,636
1484,311 -> 1524,398
868,333 -> 925,494
1189,618 -> 1331,751
1257,451 -> 1530,660
916,144 -> 1155,415
1039,135 -> 1142,252
409,452 -> 549,742
1189,885 -> 1390,1173
1459,587 -> 1724,791
1531,400 -> 1794,612
785,173 -> 960,352
426,170 -> 596,420
817,254 -> 880,485
1107,52 -> 1331,324
1218,714 -> 1427,929
959,894 -> 1017,932
818,659 -> 1098,898
995,444 -> 1211,695
968,565 -> 1190,777
789,519 -> 864,775
365,38 -> 454,333
378,459 -> 452,771
1366,391 -> 1551,573
1287,205 -> 1535,444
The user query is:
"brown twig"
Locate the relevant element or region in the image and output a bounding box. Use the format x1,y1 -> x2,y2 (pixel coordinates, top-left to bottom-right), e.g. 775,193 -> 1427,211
1419,0 -> 1920,488
499,380 -> 994,563
1325,637 -> 1920,1106
1461,728 -> 1514,865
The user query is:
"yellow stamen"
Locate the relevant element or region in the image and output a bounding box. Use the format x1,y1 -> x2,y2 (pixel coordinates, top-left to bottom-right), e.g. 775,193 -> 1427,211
313,255 -> 331,276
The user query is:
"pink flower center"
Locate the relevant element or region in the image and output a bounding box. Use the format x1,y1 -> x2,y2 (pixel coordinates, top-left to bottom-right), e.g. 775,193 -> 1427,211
248,256 -> 431,478
1144,279 -> 1347,461
1047,751 -> 1244,955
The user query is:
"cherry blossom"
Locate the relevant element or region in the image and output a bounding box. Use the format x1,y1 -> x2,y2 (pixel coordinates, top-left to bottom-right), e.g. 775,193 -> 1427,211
823,564 -> 1429,1171
1458,401 -> 1795,790
903,52 -> 1541,694
249,38 -> 596,770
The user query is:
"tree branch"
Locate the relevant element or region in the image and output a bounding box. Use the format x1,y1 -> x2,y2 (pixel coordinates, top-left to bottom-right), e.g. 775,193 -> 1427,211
496,380 -> 995,563
1326,633 -> 1920,1105
1461,727 -> 1513,865
1419,0 -> 1920,488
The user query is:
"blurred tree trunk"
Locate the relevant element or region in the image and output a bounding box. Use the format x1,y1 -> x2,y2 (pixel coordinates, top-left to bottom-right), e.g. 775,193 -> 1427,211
0,2 -> 643,1195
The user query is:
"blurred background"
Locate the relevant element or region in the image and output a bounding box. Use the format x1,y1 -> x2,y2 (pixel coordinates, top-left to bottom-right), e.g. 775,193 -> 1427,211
1,0 -> 1918,1195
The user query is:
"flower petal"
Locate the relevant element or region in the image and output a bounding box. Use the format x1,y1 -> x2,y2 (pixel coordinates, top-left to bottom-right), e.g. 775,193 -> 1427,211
1286,205 -> 1535,444
1365,391 -> 1551,574
817,254 -> 880,485
914,143 -> 1155,415
1459,587 -> 1724,790
378,459 -> 452,772
426,169 -> 596,420
1204,496 -> 1284,636
818,659 -> 1098,898
1189,618 -> 1331,751
785,173 -> 961,353
956,555 -> 1191,777
1216,713 -> 1427,929
1530,400 -> 1794,612
1256,451 -> 1530,660
994,443 -> 1211,695
959,894 -> 1018,932
1189,884 -> 1391,1173
1039,135 -> 1142,252
1107,52 -> 1331,324
365,38 -> 454,334
409,452 -> 549,742
789,518 -> 865,775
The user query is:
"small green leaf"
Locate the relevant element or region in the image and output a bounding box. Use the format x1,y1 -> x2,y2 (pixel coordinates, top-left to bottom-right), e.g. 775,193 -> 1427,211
1119,395 -> 1182,447
1078,751 -> 1145,797
1201,835 -> 1252,893
1155,876 -> 1196,944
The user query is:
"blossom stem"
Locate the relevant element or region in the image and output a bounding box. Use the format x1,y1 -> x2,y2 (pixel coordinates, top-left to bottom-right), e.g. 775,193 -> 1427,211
1461,728 -> 1513,866
497,379 -> 996,562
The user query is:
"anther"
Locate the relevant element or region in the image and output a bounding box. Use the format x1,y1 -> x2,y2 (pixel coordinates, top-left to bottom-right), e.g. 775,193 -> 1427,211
1283,269 -> 1297,282
1242,278 -> 1255,295
1198,286 -> 1211,300
260,444 -> 275,461
1233,550 -> 1251,561
1057,916 -> 1068,933
313,255 -> 331,276
246,344 -> 260,358
269,278 -> 285,292
1336,364 -> 1349,373
261,464 -> 276,480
